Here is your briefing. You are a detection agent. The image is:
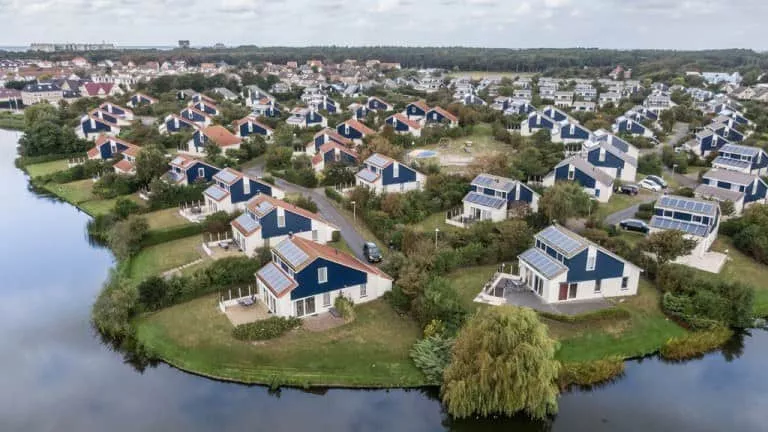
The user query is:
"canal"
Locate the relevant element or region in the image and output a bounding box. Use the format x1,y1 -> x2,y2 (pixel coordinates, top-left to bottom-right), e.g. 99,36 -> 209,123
1,128 -> 766,431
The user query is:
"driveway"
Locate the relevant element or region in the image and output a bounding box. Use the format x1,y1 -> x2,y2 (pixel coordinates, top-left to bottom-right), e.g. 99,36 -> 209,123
638,122 -> 698,189
603,193 -> 658,226
244,163 -> 368,261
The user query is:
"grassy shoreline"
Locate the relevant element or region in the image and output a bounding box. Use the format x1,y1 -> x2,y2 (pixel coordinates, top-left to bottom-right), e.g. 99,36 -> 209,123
26,157 -> 743,389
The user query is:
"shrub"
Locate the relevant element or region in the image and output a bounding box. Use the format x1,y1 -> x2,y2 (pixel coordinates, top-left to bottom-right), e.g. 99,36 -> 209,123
113,197 -> 141,219
409,334 -> 454,385
334,295 -> 355,320
289,194 -> 318,213
232,316 -> 302,341
331,230 -> 341,242
147,179 -> 207,210
283,167 -> 318,187
558,358 -> 625,388
412,277 -> 468,334
202,211 -> 237,234
660,328 -> 733,360
324,187 -> 343,202
140,224 -> 204,248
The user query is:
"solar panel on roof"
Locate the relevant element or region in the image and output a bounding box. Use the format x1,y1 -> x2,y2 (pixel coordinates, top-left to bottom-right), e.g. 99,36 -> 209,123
366,153 -> 392,168
215,169 -> 239,184
472,174 -> 516,192
721,144 -> 759,157
275,239 -> 310,268
171,156 -> 185,166
257,263 -> 295,295
204,185 -> 229,201
464,192 -> 507,209
650,216 -> 709,237
233,213 -> 260,233
537,226 -> 586,256
356,169 -> 379,183
255,200 -> 275,216
713,157 -> 751,170
519,248 -> 567,279
658,195 -> 716,216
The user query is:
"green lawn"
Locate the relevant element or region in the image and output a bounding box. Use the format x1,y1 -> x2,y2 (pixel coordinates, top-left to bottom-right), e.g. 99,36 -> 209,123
711,237 -> 768,317
413,212 -> 457,233
44,179 -> 96,204
25,159 -> 70,177
145,208 -> 192,231
80,199 -> 118,216
594,190 -> 655,221
0,112 -> 25,130
136,297 -> 424,387
129,235 -> 203,281
448,265 -> 686,363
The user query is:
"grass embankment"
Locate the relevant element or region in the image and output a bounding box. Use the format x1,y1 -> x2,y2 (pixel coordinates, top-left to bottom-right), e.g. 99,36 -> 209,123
711,237 -> 768,317
0,112 -> 25,130
128,235 -> 203,281
41,179 -> 122,216
137,297 -> 424,387
25,159 -> 70,178
144,208 -> 192,231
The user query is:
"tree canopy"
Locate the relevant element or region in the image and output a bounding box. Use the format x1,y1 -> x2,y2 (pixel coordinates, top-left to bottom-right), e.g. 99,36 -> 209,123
442,307 -> 560,420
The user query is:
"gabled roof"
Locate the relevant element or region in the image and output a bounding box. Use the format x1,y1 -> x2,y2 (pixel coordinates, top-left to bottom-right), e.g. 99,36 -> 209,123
234,115 -> 274,132
427,106 -> 458,122
204,184 -> 230,201
368,96 -> 391,107
389,113 -> 422,130
166,114 -> 200,129
113,159 -> 135,173
471,173 -> 517,193
694,184 -> 744,203
649,216 -> 709,237
340,118 -> 375,136
356,167 -> 380,183
554,156 -> 615,186
82,82 -> 114,96
231,212 -> 261,236
519,247 -> 568,279
245,194 -> 337,228
256,262 -> 297,298
99,102 -> 133,115
318,141 -> 358,159
590,141 -> 638,166
536,225 -> 588,258
85,110 -> 119,126
364,152 -> 395,169
655,195 -> 718,217
288,236 -> 392,278
182,106 -> 213,120
132,92 -> 157,103
702,168 -> 758,186
314,128 -> 353,146
719,143 -> 762,158
170,154 -> 211,169
406,100 -> 430,112
463,191 -> 507,209
213,167 -> 244,185
201,125 -> 242,147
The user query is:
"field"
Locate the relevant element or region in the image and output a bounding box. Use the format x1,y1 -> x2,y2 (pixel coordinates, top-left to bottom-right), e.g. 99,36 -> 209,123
129,235 -> 203,281
144,208 -> 192,231
448,265 -> 686,363
137,297 -> 424,387
43,179 -> 96,203
25,159 -> 70,177
711,237 -> 768,317
417,123 -> 514,172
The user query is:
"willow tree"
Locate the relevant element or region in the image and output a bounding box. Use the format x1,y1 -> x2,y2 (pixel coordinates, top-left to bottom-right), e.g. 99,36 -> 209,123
442,307 -> 560,420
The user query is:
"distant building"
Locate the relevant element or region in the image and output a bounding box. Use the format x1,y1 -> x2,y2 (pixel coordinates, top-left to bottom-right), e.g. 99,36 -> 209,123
178,40 -> 190,48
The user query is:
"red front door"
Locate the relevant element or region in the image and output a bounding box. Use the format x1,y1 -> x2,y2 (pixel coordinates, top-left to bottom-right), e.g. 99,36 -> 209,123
559,283 -> 568,301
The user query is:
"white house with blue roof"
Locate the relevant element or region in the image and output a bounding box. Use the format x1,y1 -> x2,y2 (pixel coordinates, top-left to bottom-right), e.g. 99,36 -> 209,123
231,194 -> 338,257
649,195 -> 720,257
520,111 -> 558,137
203,168 -> 285,214
709,120 -> 746,142
695,169 -> 768,216
286,107 -> 327,129
446,173 -> 540,227
543,156 -> 615,203
712,143 -> 768,176
517,225 -> 640,303
255,236 -> 393,318
355,153 -> 425,194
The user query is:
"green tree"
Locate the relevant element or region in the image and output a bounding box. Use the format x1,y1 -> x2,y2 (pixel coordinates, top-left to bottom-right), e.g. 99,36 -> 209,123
645,229 -> 696,267
720,200 -> 735,217
113,197 -> 140,219
135,145 -> 168,185
512,146 -> 546,179
442,307 -> 560,419
538,182 -> 592,222
108,216 -> 149,260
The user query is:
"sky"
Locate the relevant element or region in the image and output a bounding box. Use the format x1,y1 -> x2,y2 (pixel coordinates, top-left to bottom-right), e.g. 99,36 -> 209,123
0,0 -> 766,50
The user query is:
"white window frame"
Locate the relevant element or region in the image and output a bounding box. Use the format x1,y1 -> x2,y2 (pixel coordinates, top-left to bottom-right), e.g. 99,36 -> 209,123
594,279 -> 602,293
393,163 -> 399,178
586,247 -> 597,271
318,267 -> 328,284
322,292 -> 331,307
360,283 -> 367,298
243,179 -> 251,195
568,168 -> 575,181
197,167 -> 205,178
277,208 -> 285,228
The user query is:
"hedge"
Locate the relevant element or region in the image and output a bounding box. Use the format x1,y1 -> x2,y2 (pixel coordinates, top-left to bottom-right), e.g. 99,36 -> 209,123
539,307 -> 631,323
140,224 -> 204,248
660,328 -> 733,361
232,316 -> 302,341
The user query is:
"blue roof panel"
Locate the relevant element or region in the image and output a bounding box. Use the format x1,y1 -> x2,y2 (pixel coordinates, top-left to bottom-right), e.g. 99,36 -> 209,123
649,216 -> 709,237
537,225 -> 587,257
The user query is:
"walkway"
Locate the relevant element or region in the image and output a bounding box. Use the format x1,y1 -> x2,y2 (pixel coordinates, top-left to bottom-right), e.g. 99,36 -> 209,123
244,162 -> 368,261
604,193 -> 658,226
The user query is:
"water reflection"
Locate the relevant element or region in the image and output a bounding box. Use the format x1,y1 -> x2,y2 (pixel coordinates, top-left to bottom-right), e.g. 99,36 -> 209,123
2,128 -> 768,432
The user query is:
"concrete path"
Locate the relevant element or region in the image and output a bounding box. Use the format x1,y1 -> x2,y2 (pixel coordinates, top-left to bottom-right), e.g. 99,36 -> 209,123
244,163 -> 369,261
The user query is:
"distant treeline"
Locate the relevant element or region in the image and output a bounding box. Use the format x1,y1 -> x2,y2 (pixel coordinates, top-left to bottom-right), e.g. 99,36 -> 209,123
2,46 -> 766,75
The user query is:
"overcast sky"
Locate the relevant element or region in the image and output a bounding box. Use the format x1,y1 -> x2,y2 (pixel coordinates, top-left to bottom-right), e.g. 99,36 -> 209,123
0,0 -> 765,50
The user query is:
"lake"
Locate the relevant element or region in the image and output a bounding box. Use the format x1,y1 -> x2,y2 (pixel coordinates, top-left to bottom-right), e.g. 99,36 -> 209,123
1,128 -> 766,431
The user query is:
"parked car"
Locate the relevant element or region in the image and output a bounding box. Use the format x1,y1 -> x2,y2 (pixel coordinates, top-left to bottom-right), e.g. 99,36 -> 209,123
645,175 -> 668,189
616,183 -> 639,195
639,178 -> 662,192
363,242 -> 382,263
618,219 -> 649,233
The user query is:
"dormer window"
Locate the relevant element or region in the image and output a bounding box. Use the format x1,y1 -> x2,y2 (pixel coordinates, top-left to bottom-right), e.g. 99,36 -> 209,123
393,163 -> 399,178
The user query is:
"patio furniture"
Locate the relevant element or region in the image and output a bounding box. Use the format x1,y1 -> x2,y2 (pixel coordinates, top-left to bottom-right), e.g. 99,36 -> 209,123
329,307 -> 341,318
239,297 -> 254,307
219,241 -> 229,250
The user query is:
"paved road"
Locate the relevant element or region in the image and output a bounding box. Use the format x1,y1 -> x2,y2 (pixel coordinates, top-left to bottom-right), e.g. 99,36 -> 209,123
638,122 -> 698,189
244,162 -> 368,261
603,193 -> 659,226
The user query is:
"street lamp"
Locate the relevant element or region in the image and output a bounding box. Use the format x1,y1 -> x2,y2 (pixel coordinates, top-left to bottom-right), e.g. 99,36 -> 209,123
351,200 -> 356,222
434,228 -> 439,248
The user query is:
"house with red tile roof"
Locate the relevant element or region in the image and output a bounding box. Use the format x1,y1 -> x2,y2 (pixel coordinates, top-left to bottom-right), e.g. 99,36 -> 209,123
254,236 -> 392,318
425,106 -> 459,128
403,100 -> 430,121
187,125 -> 242,155
80,82 -> 122,98
335,118 -> 375,143
233,115 -> 274,139
311,141 -> 359,173
231,194 -> 339,257
384,113 -> 423,137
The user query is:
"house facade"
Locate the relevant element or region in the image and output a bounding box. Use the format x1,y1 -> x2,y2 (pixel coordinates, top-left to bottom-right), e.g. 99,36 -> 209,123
712,144 -> 768,175
186,125 -> 242,155
425,107 -> 459,128
695,169 -> 768,215
583,141 -> 637,182
127,92 -> 157,108
165,155 -> 220,186
336,119 -> 375,142
77,111 -> 121,140
255,237 -> 393,318
203,168 -> 285,214
385,113 -> 423,137
231,195 -> 338,256
518,225 -> 641,303
355,153 -> 425,194
543,156 -> 614,203
286,107 -> 327,129
649,195 -> 720,257
87,135 -> 139,161
234,116 -> 274,139
446,173 -> 539,227
160,114 -> 199,134
311,142 -> 359,173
